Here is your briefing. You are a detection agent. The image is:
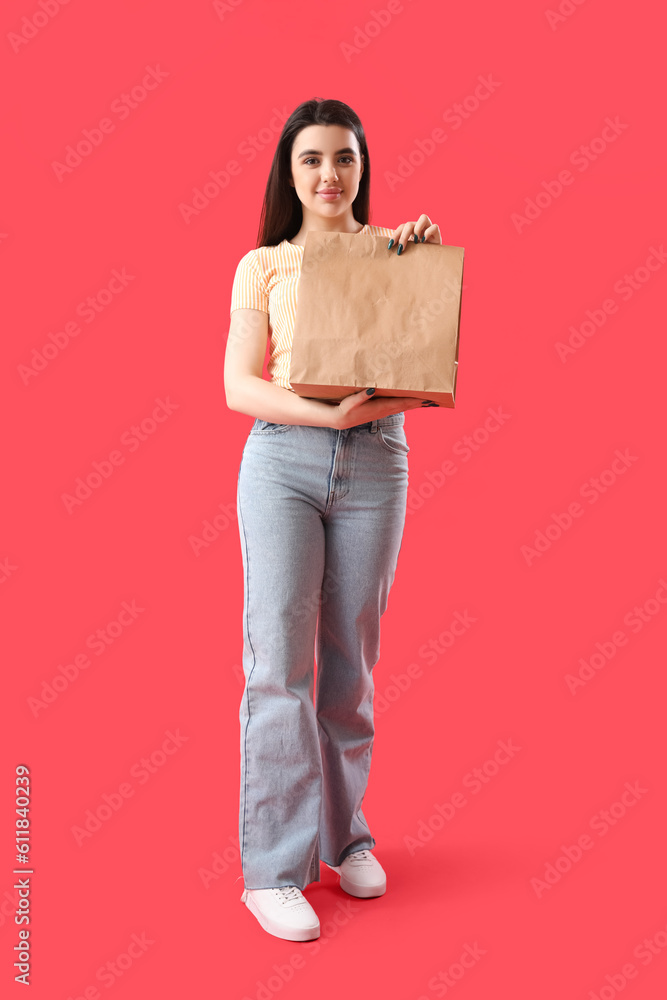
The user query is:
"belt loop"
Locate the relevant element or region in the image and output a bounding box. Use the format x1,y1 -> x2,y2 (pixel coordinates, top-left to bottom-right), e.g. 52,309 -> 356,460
370,420 -> 378,434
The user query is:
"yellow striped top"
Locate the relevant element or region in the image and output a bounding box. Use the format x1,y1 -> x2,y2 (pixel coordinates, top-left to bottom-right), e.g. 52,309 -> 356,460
229,223 -> 395,392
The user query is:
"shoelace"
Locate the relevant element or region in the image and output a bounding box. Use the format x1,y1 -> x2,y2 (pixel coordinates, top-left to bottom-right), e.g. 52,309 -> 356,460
273,885 -> 304,905
345,850 -> 372,864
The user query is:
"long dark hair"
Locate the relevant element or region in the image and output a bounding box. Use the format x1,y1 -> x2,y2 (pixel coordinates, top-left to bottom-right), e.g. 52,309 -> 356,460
256,98 -> 371,248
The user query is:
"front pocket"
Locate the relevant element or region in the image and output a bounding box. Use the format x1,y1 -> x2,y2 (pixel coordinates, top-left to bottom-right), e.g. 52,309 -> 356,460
250,419 -> 292,435
378,425 -> 410,455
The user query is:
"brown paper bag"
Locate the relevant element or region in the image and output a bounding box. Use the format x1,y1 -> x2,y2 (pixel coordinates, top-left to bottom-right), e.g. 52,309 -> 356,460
289,230 -> 464,407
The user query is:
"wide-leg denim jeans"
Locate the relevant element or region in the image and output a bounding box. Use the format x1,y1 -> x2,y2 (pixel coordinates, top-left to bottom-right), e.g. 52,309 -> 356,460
236,412 -> 409,891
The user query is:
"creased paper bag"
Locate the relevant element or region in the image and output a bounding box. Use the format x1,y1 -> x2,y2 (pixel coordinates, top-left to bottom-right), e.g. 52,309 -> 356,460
289,231 -> 464,407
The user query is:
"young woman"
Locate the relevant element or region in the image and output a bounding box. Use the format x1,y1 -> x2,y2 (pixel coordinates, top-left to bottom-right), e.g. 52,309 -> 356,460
224,97 -> 441,942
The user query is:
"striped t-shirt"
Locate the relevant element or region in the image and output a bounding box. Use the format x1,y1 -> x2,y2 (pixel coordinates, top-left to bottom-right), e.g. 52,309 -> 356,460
229,223 -> 395,392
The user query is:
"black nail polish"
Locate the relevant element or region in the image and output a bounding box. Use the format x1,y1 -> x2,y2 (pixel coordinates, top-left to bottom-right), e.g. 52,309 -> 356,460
366,387 -> 376,395
387,239 -> 394,249
421,235 -> 426,242
413,234 -> 420,242
397,243 -> 403,255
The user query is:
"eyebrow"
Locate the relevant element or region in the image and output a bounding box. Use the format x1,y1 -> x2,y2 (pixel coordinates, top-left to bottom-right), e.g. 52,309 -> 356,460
297,147 -> 358,158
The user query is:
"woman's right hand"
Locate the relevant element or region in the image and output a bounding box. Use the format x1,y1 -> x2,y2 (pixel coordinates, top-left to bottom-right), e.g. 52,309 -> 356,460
332,387 -> 429,429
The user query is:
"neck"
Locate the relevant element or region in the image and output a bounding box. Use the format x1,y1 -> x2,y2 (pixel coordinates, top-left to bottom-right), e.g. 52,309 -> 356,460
289,212 -> 364,247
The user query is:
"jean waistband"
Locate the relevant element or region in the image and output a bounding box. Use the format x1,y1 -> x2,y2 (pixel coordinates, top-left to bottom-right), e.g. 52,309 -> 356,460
357,412 -> 405,431
251,412 -> 405,435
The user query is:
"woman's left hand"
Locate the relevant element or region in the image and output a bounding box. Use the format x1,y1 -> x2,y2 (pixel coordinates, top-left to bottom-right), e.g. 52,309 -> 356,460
388,215 -> 442,254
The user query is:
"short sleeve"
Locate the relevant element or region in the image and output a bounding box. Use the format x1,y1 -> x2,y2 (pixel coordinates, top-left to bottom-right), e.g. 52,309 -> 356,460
229,250 -> 270,316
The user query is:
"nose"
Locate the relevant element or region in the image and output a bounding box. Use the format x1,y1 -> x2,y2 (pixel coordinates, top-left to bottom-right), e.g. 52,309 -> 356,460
321,161 -> 339,182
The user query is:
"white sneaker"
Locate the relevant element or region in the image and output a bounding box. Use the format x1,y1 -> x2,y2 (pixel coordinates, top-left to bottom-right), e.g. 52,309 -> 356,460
240,885 -> 320,941
325,849 -> 387,898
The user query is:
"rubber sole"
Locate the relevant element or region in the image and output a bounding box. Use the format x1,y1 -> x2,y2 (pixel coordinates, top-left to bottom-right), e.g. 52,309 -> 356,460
241,889 -> 321,941
323,862 -> 387,898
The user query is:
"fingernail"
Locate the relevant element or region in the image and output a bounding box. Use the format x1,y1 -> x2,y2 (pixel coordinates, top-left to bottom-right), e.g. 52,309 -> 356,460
387,239 -> 394,249
413,234 -> 420,242
366,387 -> 376,395
397,243 -> 403,255
421,235 -> 426,242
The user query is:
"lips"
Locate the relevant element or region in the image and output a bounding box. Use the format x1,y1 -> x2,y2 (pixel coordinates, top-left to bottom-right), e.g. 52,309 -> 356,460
318,188 -> 341,198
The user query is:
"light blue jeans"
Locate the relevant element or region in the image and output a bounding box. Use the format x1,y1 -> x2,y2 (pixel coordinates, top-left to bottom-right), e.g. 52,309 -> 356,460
236,412 -> 409,891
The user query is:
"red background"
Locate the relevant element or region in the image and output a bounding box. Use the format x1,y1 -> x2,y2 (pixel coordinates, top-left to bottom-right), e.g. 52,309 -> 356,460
2,1 -> 666,998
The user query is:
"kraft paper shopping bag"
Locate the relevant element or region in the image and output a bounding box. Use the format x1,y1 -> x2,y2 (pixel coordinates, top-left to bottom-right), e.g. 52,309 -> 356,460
289,230 -> 464,407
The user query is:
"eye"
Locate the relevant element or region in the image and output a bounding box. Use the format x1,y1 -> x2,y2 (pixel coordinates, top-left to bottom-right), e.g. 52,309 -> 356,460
302,156 -> 355,166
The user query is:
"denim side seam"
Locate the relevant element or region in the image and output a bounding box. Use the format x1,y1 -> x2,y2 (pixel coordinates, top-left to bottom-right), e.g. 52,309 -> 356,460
237,489 -> 257,876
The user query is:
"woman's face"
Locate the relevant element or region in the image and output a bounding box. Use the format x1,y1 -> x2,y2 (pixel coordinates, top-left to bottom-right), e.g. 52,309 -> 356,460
289,124 -> 364,221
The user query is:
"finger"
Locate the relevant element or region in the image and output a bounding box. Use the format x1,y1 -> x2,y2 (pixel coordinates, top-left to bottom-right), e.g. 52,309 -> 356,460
413,214 -> 431,243
388,223 -> 416,255
340,386 -> 376,412
387,225 -> 403,250
382,396 -> 427,413
397,223 -> 415,255
388,225 -> 402,245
